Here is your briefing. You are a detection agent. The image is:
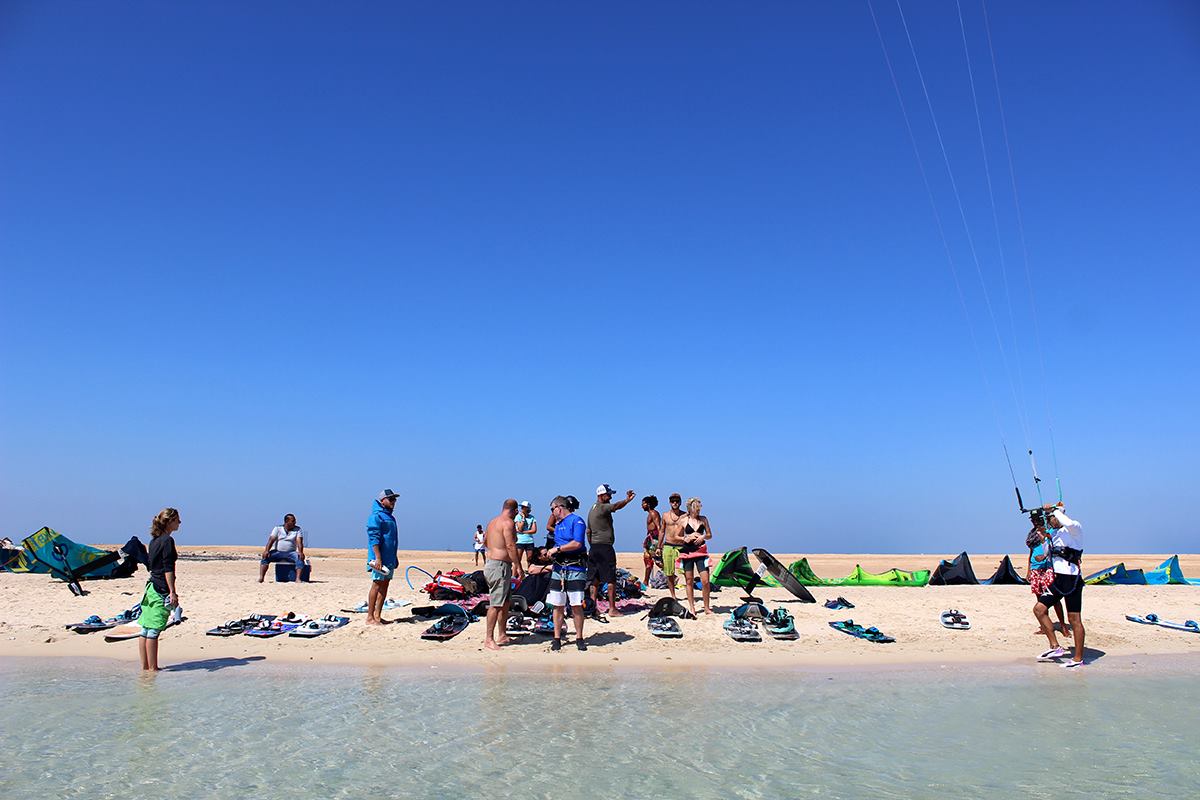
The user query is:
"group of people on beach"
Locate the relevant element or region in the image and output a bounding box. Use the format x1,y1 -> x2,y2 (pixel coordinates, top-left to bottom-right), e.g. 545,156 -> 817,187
127,490 -> 1088,671
453,485 -> 717,651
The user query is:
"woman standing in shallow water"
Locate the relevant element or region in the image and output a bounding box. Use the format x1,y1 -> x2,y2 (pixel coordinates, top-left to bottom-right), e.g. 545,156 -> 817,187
140,507 -> 181,672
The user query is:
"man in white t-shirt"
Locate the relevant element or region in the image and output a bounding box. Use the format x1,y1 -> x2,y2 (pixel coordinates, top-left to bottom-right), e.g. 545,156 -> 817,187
258,514 -> 308,582
1032,503 -> 1086,668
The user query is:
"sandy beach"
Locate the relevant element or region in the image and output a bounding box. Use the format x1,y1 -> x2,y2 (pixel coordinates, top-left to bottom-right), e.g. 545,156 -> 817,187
2,547 -> 1197,669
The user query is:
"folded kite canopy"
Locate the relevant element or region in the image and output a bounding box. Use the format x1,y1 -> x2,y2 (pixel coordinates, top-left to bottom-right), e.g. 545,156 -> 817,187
785,559 -> 930,587
710,547 -> 780,589
1084,562 -> 1147,585
981,555 -> 1028,585
1144,555 -> 1198,585
929,552 -> 980,585
786,558 -> 834,586
13,528 -> 123,580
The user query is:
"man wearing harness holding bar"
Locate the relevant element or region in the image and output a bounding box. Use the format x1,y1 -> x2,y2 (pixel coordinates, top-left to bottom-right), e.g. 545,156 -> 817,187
1032,503 -> 1086,668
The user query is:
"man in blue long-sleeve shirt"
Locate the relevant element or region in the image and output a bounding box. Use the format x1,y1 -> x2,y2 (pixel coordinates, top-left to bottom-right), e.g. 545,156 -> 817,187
366,489 -> 400,625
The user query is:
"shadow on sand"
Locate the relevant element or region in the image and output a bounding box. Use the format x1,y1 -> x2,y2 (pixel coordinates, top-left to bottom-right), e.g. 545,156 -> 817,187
164,656 -> 268,673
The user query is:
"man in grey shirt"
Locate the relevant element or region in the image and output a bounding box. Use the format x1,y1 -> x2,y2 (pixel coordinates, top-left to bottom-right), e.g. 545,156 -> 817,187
587,483 -> 636,616
258,514 -> 307,582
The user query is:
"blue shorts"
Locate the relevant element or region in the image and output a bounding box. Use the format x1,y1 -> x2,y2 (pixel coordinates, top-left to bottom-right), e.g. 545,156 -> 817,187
261,551 -> 303,569
367,563 -> 394,582
140,627 -> 161,639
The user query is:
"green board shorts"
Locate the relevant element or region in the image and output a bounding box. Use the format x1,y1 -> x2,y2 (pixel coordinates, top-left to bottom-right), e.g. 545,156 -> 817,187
140,582 -> 171,632
661,545 -> 682,576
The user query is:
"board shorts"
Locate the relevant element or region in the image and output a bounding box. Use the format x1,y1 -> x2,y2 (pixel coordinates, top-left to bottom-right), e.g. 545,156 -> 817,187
681,555 -> 710,574
484,559 -> 513,606
516,542 -> 535,551
547,566 -> 587,607
1028,567 -> 1055,596
589,543 -> 617,583
661,545 -> 682,576
139,582 -> 171,635
1038,572 -> 1083,613
367,562 -> 394,582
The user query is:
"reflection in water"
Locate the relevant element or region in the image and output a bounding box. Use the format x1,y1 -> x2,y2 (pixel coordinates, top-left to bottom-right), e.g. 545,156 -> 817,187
1,659 -> 1197,799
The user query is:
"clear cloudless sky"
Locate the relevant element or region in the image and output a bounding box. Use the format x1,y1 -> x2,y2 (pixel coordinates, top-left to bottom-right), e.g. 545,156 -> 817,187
1,2 -> 1196,555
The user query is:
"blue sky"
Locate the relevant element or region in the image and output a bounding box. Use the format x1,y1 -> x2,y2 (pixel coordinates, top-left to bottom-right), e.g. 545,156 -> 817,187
1,2 -> 1196,555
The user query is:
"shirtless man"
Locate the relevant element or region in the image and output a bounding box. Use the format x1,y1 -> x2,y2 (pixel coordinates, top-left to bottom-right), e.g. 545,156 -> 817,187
659,493 -> 688,601
641,495 -> 662,587
483,498 -> 524,651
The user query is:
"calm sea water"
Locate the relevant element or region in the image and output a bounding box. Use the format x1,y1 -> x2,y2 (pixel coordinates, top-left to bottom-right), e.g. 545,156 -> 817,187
1,657 -> 1197,799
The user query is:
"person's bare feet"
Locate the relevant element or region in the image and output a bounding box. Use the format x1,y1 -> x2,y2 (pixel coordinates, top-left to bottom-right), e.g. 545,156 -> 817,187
366,618 -> 382,626
496,635 -> 512,646
484,640 -> 501,651
609,609 -> 622,617
702,608 -> 713,615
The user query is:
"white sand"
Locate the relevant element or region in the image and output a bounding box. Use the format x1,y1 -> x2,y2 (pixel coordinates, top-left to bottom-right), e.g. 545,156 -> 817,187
2,548 -> 1197,669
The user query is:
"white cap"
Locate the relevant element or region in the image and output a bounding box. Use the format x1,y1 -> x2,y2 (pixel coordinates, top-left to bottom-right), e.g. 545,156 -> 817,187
378,488 -> 400,501
596,483 -> 614,496
519,500 -> 531,508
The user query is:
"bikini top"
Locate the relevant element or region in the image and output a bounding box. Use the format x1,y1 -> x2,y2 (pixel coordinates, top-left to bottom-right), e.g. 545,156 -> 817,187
684,522 -> 706,536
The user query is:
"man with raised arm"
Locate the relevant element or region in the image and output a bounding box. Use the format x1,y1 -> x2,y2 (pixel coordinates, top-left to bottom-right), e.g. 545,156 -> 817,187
587,483 -> 636,616
483,498 -> 525,651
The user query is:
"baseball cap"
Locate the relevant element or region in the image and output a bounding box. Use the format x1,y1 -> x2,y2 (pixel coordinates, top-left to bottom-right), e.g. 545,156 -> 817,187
519,500 -> 531,509
596,483 -> 614,496
378,488 -> 401,501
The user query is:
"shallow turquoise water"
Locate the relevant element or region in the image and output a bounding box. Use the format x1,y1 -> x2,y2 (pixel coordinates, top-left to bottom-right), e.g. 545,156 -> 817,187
1,657 -> 1197,798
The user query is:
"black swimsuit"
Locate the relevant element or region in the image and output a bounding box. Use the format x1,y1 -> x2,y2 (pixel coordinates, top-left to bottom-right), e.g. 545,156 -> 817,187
681,523 -> 706,554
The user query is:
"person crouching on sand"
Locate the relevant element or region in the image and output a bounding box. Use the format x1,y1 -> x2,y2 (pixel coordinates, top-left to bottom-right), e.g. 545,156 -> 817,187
140,507 -> 181,672
547,495 -> 589,652
1033,503 -> 1086,668
366,489 -> 400,625
483,499 -> 525,651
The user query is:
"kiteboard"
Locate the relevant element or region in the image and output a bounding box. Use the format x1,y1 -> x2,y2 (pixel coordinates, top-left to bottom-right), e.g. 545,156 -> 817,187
290,615 -> 350,638
420,607 -> 471,641
828,620 -> 894,643
763,608 -> 799,640
65,616 -> 119,634
1128,613 -> 1199,633
723,616 -> 761,642
647,617 -> 683,638
104,614 -> 186,643
751,548 -> 816,603
940,609 -> 971,630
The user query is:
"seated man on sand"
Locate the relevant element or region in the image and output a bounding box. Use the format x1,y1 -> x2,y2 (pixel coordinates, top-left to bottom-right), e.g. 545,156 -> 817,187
258,514 -> 307,582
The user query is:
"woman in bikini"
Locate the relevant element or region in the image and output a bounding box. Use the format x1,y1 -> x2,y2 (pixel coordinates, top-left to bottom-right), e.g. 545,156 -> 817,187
679,497 -> 714,615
